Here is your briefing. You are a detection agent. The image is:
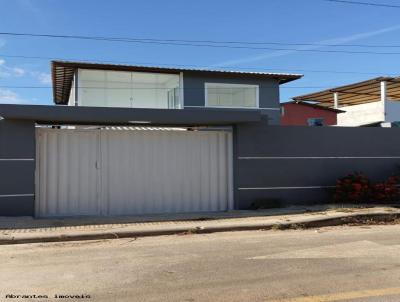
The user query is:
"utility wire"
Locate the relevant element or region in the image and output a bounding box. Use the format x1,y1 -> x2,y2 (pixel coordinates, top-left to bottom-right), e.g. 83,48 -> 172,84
2,32 -> 400,54
0,53 -> 398,76
1,31 -> 400,48
1,86 -> 391,99
322,0 -> 400,8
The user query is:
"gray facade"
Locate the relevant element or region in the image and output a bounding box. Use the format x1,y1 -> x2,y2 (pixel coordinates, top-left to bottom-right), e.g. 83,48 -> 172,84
2,104 -> 400,216
183,72 -> 281,124
52,61 -> 300,106
51,61 -> 293,126
183,72 -> 280,108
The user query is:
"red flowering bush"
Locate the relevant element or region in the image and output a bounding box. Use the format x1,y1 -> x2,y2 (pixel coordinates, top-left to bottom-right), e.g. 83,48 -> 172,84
333,172 -> 372,203
334,172 -> 400,203
372,176 -> 400,202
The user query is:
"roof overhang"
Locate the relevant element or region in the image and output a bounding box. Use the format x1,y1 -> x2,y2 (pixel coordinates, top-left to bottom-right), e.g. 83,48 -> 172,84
0,104 -> 262,126
293,77 -> 400,108
282,100 -> 345,113
52,60 -> 303,105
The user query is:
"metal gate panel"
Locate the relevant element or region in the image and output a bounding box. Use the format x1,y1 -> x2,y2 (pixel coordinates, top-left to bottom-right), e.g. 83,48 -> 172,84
36,127 -> 233,217
100,129 -> 233,215
36,129 -> 99,217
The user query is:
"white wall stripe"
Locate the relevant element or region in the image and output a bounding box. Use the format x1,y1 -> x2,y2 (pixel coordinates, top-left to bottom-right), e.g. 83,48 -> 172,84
0,194 -> 34,198
238,186 -> 335,190
239,184 -> 400,191
239,156 -> 400,160
0,158 -> 34,161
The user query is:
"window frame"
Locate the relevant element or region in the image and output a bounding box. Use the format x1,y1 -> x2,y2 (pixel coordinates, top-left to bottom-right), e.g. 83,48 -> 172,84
307,117 -> 325,126
76,68 -> 183,109
204,82 -> 260,109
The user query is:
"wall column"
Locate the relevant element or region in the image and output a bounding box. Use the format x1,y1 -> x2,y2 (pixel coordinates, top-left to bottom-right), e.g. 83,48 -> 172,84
380,81 -> 387,122
74,69 -> 79,106
333,92 -> 339,109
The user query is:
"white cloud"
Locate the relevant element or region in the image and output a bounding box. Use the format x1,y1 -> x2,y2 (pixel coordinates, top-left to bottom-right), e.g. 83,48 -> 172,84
0,60 -> 50,86
0,59 -> 9,77
0,60 -> 26,78
12,67 -> 26,77
36,72 -> 51,84
28,71 -> 51,84
0,89 -> 27,104
213,24 -> 400,67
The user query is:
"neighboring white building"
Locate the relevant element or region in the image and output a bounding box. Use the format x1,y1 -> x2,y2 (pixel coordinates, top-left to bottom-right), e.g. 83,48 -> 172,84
293,77 -> 400,127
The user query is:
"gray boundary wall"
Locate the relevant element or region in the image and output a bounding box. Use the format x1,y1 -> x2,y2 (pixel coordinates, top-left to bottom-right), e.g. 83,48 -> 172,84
2,104 -> 400,216
0,120 -> 35,216
235,122 -> 400,209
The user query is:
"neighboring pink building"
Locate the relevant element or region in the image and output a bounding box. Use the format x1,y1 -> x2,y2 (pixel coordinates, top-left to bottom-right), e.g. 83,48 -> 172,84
281,101 -> 344,126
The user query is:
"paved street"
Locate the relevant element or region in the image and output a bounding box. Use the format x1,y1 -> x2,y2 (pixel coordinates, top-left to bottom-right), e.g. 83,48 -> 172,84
1,225 -> 400,301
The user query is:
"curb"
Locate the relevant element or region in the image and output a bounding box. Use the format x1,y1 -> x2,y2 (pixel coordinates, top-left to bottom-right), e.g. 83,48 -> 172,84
1,213 -> 400,245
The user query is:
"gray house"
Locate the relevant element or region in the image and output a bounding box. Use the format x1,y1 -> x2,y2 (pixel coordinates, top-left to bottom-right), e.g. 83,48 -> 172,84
53,61 -> 298,123
0,61 -> 303,217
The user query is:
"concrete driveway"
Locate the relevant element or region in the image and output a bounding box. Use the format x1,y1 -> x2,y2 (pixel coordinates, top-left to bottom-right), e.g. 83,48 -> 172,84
1,225 -> 400,301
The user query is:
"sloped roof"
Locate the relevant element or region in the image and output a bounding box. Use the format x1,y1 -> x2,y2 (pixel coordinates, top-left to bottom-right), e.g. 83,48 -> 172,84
293,77 -> 400,108
52,60 -> 303,104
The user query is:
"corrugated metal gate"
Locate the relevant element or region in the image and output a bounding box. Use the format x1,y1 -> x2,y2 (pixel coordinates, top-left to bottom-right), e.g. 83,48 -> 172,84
35,127 -> 233,217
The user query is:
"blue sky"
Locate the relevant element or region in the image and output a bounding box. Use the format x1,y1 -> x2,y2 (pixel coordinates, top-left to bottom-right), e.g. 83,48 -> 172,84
1,0 -> 400,105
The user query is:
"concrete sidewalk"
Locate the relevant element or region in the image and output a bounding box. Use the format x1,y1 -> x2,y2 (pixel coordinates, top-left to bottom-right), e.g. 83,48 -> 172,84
0,205 -> 399,245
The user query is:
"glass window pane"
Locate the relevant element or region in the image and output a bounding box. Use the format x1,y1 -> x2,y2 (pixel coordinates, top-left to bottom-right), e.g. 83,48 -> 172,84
80,80 -> 106,107
106,81 -> 131,108
79,69 -> 180,109
207,83 -> 257,108
207,88 -> 219,106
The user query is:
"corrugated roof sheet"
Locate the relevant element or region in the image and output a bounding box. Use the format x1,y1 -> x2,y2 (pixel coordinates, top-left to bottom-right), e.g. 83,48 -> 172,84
104,126 -> 187,131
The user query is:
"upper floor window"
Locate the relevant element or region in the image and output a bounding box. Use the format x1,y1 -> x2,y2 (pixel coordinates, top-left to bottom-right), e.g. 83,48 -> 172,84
205,83 -> 259,108
78,69 -> 182,109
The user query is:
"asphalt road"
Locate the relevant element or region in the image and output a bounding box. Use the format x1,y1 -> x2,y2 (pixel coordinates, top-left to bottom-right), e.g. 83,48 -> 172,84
1,225 -> 400,301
